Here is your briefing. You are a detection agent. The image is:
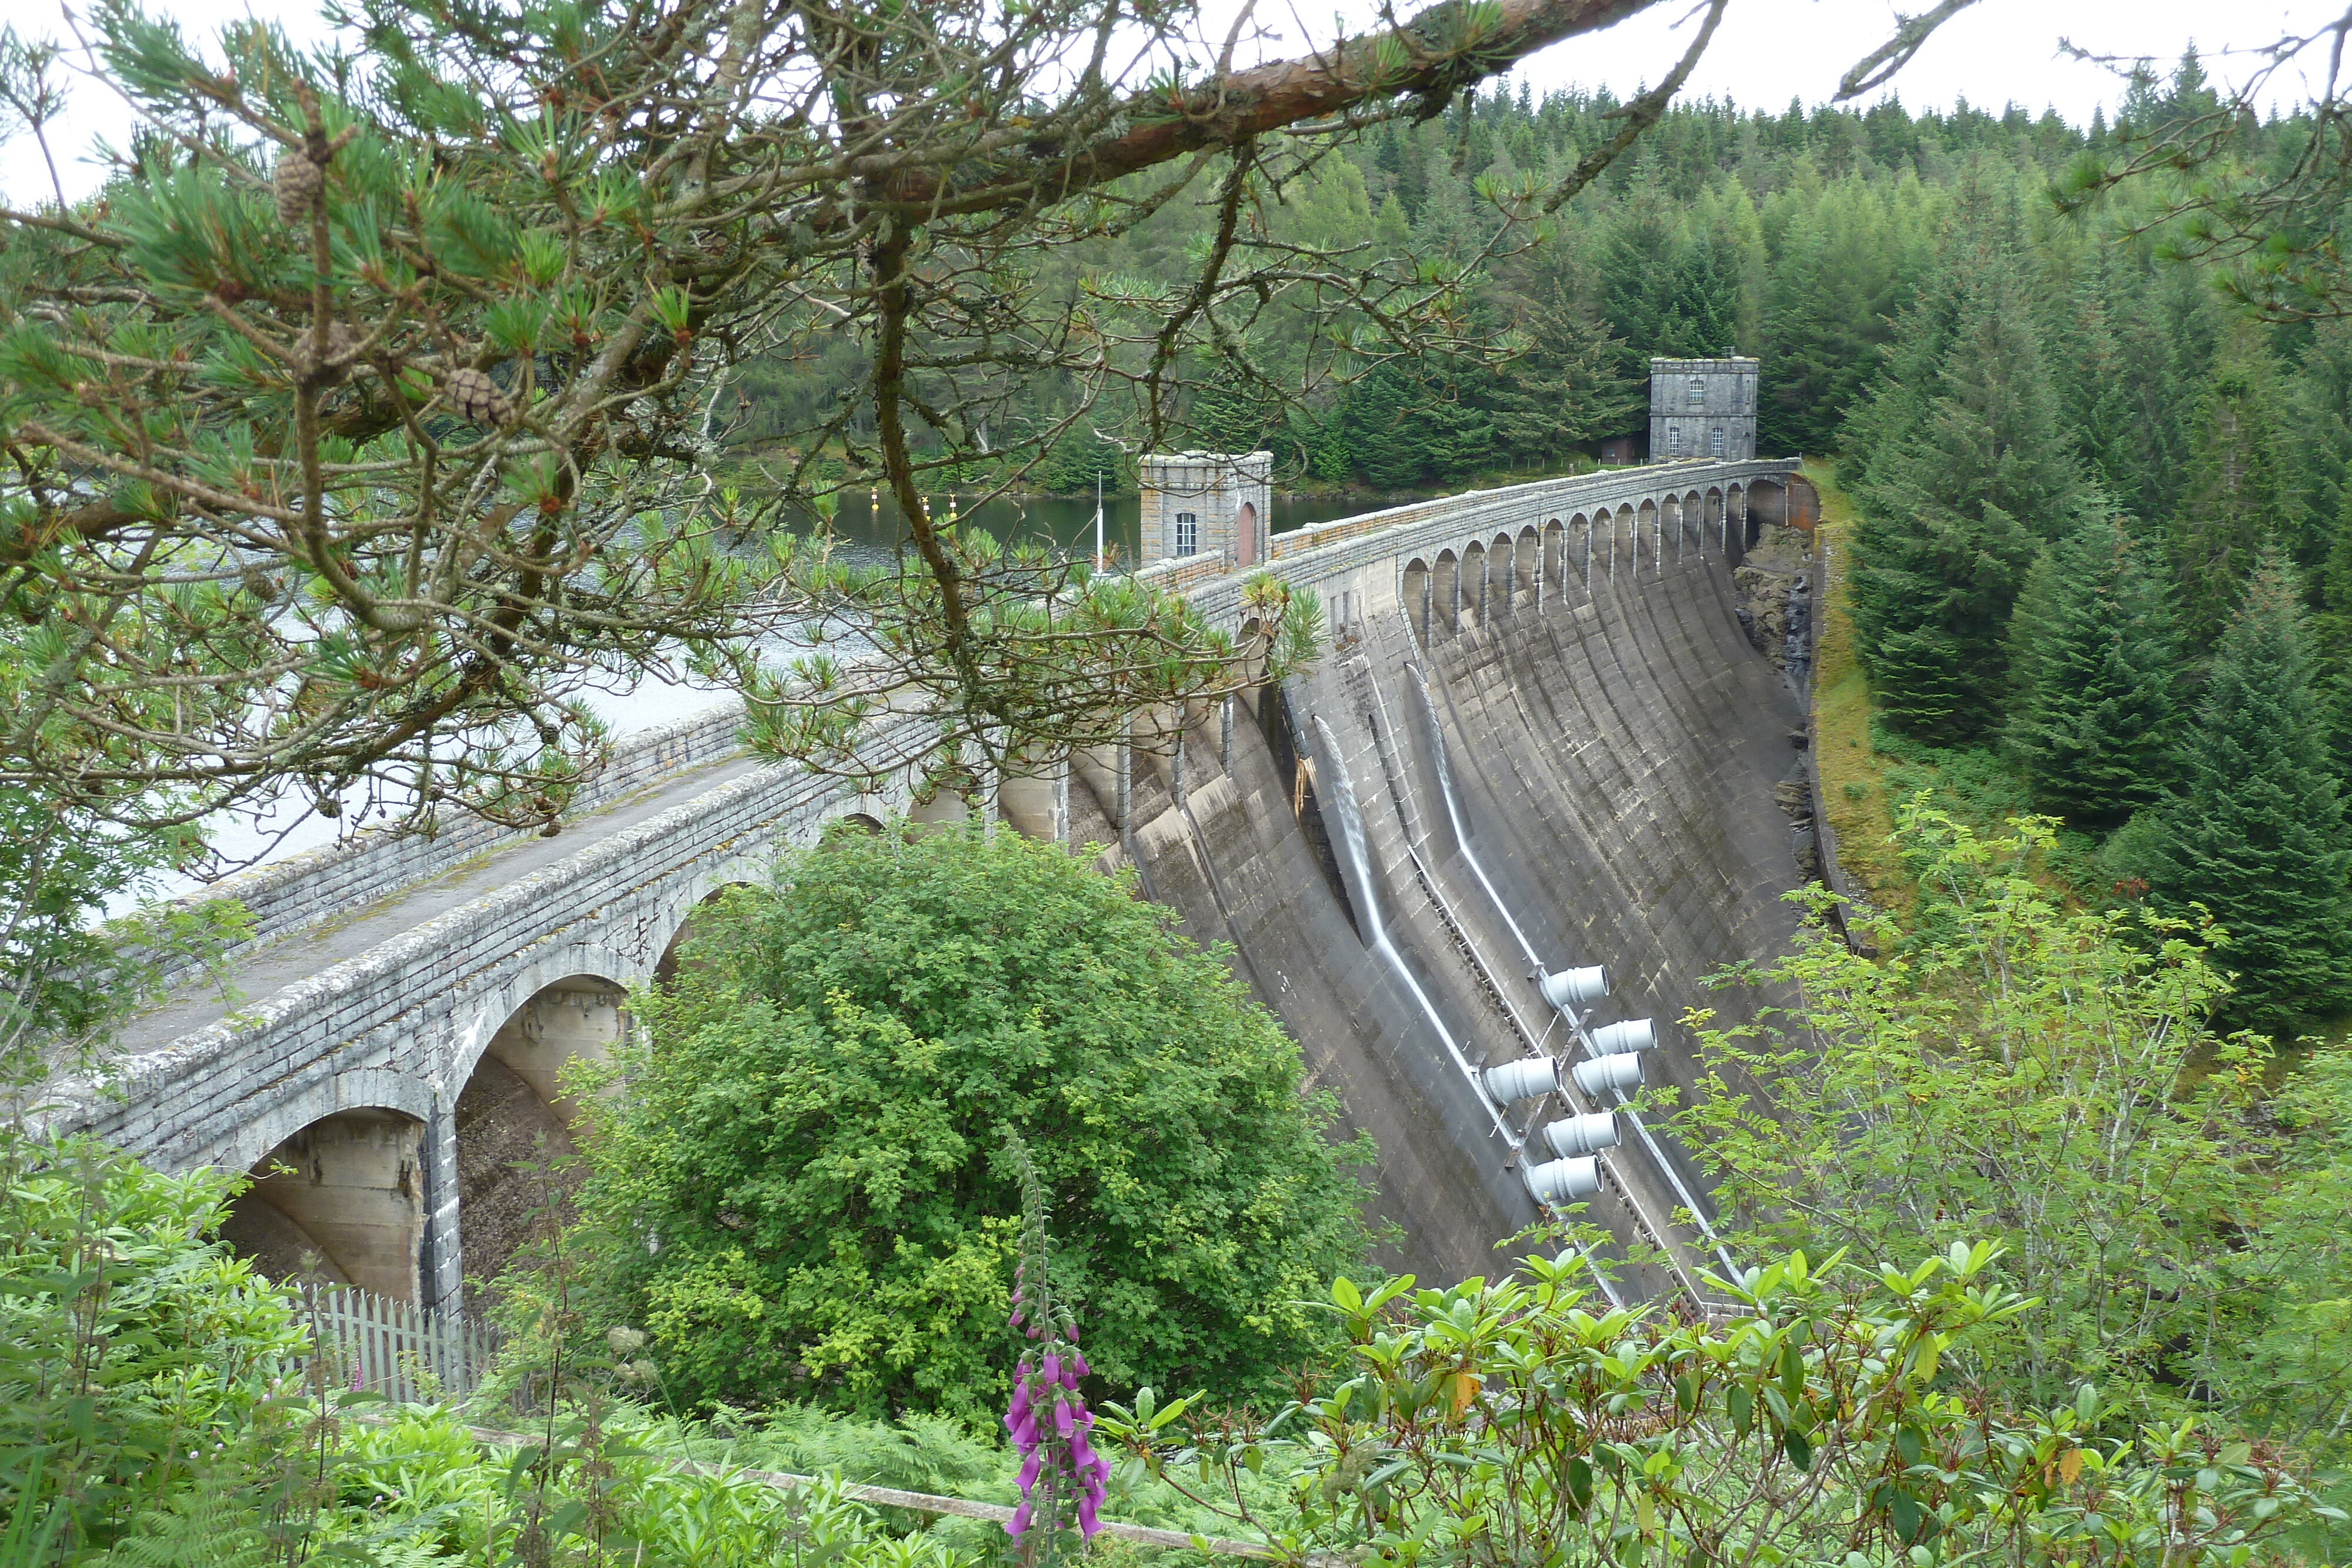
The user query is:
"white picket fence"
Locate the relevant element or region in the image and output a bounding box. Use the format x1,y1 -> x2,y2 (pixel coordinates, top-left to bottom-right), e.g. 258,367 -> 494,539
303,1283 -> 500,1405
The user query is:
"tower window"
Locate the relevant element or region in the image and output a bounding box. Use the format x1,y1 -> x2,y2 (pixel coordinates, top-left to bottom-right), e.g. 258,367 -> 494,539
1175,511 -> 1198,556
1710,426 -> 1726,456
1687,376 -> 1706,409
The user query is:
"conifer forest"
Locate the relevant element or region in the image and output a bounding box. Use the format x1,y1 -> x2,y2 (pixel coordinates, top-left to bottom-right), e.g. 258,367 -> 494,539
7,0 -> 2352,1560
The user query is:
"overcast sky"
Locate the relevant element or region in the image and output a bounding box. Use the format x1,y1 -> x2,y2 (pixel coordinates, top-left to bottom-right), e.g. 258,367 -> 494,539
8,0 -> 2348,206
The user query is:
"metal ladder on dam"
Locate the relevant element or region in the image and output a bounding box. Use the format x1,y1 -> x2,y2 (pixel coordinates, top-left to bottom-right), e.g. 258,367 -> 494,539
1319,649 -> 1738,1312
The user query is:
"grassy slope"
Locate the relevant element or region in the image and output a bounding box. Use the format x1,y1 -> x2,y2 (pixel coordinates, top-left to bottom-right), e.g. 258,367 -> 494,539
1807,461 -> 1913,918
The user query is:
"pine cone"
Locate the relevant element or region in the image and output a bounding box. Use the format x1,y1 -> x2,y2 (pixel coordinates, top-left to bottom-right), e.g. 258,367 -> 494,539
443,367 -> 514,427
273,153 -> 324,229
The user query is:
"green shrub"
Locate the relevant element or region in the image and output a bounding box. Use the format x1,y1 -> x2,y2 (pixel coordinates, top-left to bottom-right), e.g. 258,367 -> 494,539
570,825 -> 1378,1421
0,1131 -> 309,1555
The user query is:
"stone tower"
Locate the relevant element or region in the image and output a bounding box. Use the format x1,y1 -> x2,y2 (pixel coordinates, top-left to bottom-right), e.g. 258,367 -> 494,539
1138,451 -> 1272,567
1649,357 -> 1758,462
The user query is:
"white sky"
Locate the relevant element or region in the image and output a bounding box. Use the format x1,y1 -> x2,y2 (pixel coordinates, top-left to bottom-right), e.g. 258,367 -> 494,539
9,0 -> 2347,206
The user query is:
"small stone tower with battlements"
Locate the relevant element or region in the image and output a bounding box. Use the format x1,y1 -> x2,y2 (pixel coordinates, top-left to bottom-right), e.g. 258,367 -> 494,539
1649,357 -> 1758,462
1138,451 -> 1272,567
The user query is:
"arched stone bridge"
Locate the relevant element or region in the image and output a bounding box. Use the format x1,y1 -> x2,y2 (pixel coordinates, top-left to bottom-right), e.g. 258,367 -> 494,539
61,456 -> 1815,1315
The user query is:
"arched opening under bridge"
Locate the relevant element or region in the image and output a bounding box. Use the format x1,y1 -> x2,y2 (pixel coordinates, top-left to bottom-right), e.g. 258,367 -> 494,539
220,1108 -> 427,1301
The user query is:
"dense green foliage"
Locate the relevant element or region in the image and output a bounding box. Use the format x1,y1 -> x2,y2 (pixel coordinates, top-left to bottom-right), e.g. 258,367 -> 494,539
1105,1242 -> 2345,1566
1684,810 -> 2259,1403
1844,236 -> 2084,742
0,1134 -> 308,1555
0,1125 -> 993,1565
572,826 -> 1377,1422
1682,808 -> 2352,1492
725,82 -> 2066,494
2003,519 -> 2178,830
34,1105 -> 2340,1568
2140,559 -> 2352,1028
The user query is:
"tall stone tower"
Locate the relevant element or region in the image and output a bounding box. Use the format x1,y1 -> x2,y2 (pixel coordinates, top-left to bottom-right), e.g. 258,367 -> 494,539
1138,451 -> 1272,567
1649,357 -> 1758,462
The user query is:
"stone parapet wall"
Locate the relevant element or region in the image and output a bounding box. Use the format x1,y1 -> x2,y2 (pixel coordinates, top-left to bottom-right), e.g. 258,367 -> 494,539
1143,458 -> 1801,626
135,703 -> 749,992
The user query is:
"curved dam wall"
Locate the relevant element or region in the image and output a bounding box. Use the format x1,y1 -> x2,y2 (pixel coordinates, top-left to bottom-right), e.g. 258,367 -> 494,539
1089,463 -> 1818,1298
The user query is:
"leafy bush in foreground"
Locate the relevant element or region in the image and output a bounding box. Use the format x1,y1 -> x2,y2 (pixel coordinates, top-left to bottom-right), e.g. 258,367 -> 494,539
1102,1243 -> 2346,1566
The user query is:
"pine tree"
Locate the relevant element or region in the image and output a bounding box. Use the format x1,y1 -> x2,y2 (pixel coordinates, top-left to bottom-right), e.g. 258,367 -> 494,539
1847,239 -> 2080,743
1759,180 -> 1906,456
1190,373 -> 1278,454
2313,487 -> 2352,784
2170,321 -> 2288,646
2005,518 -> 2179,829
2147,554 -> 2352,1032
2043,260 -> 2141,503
1486,256 -> 1643,465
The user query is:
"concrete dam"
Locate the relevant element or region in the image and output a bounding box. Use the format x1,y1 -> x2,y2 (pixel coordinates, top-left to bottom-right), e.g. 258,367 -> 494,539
55,457 -> 1822,1315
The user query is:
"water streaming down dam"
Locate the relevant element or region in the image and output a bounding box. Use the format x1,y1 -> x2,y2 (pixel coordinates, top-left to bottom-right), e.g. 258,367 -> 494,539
1069,467 -> 1822,1299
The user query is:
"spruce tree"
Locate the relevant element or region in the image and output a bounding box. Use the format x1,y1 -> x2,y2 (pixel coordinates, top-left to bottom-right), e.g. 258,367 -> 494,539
1487,257 -> 1643,464
2005,518 -> 2178,829
2314,487 -> 2352,784
2147,554 -> 2352,1032
1847,240 -> 2080,743
2170,322 -> 2289,646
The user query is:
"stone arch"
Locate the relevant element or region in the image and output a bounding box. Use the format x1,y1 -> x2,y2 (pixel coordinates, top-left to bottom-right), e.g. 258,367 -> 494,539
1684,490 -> 1703,557
1461,539 -> 1486,625
220,1102 -> 429,1302
1402,557 -> 1431,644
1237,500 -> 1259,569
837,811 -> 886,835
453,969 -> 632,1309
1237,614 -> 1270,688
1488,534 -> 1513,615
1515,527 -> 1539,606
1570,514 -> 1592,584
1725,483 -> 1743,554
655,880 -> 761,987
1433,549 -> 1459,635
1544,520 -> 1565,599
1636,499 -> 1658,574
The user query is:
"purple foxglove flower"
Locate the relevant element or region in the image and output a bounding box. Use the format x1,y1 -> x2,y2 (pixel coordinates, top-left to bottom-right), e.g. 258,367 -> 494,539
1042,1352 -> 1061,1385
1054,1400 -> 1075,1438
1077,1494 -> 1101,1539
1006,1502 -> 1032,1539
1017,1452 -> 1043,1493
1071,1350 -> 1090,1378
